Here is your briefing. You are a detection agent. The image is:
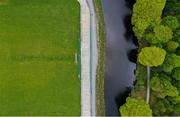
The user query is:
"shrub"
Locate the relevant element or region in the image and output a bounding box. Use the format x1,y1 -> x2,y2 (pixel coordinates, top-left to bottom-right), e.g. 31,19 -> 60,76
172,67 -> 180,80
120,97 -> 152,116
162,54 -> 180,73
132,0 -> 166,39
150,76 -> 179,98
166,41 -> 179,52
138,47 -> 166,67
161,16 -> 179,30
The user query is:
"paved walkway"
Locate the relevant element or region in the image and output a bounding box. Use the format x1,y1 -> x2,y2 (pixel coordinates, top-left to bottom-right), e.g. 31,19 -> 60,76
78,0 -> 91,116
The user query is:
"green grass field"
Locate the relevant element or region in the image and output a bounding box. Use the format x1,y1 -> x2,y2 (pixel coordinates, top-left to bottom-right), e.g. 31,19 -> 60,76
0,0 -> 80,115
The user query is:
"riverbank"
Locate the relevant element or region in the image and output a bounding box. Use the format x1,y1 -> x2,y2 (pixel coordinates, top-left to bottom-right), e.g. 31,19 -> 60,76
120,0 -> 180,116
93,0 -> 106,116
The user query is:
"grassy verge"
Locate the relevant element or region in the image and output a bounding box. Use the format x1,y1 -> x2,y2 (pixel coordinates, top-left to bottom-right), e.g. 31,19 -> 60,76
0,0 -> 80,115
93,0 -> 106,116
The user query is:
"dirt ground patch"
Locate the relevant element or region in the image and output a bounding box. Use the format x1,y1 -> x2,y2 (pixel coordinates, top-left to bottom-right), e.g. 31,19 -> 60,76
0,0 -> 8,5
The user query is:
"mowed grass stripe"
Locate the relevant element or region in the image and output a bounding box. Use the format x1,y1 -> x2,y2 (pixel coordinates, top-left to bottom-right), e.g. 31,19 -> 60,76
0,0 -> 80,115
2,55 -> 76,62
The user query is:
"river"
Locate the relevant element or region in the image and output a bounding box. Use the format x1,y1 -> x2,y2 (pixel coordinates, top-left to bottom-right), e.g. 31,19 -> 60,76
101,0 -> 137,116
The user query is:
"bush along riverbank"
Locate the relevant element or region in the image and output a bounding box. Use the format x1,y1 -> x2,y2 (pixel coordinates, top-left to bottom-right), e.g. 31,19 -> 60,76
94,0 -> 106,116
119,0 -> 180,116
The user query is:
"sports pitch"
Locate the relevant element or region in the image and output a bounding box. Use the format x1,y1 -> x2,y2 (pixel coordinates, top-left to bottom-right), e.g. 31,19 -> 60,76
0,0 -> 80,115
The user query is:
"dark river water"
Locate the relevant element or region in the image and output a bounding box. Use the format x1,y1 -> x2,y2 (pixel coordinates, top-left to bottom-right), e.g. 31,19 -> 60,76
101,0 -> 137,116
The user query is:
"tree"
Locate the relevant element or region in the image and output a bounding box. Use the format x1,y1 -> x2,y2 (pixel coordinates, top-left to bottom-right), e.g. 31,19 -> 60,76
161,16 -> 179,30
176,47 -> 180,55
166,41 -> 179,52
162,54 -> 180,73
176,15 -> 180,23
152,99 -> 166,116
152,97 -> 180,116
144,25 -> 173,44
120,97 -> 152,116
132,0 -> 166,39
150,75 -> 178,98
174,29 -> 180,44
172,79 -> 180,90
172,67 -> 180,80
163,0 -> 180,15
138,47 -> 166,67
153,25 -> 172,44
138,47 -> 166,103
165,97 -> 180,115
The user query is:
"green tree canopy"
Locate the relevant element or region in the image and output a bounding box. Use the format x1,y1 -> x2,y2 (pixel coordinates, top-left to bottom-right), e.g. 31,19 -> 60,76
152,99 -> 166,115
144,25 -> 173,44
120,97 -> 152,116
176,14 -> 180,23
174,29 -> 180,44
176,48 -> 180,55
166,41 -> 179,52
172,67 -> 180,80
165,97 -> 180,115
153,25 -> 173,43
132,0 -> 166,39
162,54 -> 180,73
152,97 -> 180,116
138,47 -> 166,67
161,16 -> 179,30
164,0 -> 180,15
150,75 -> 179,98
